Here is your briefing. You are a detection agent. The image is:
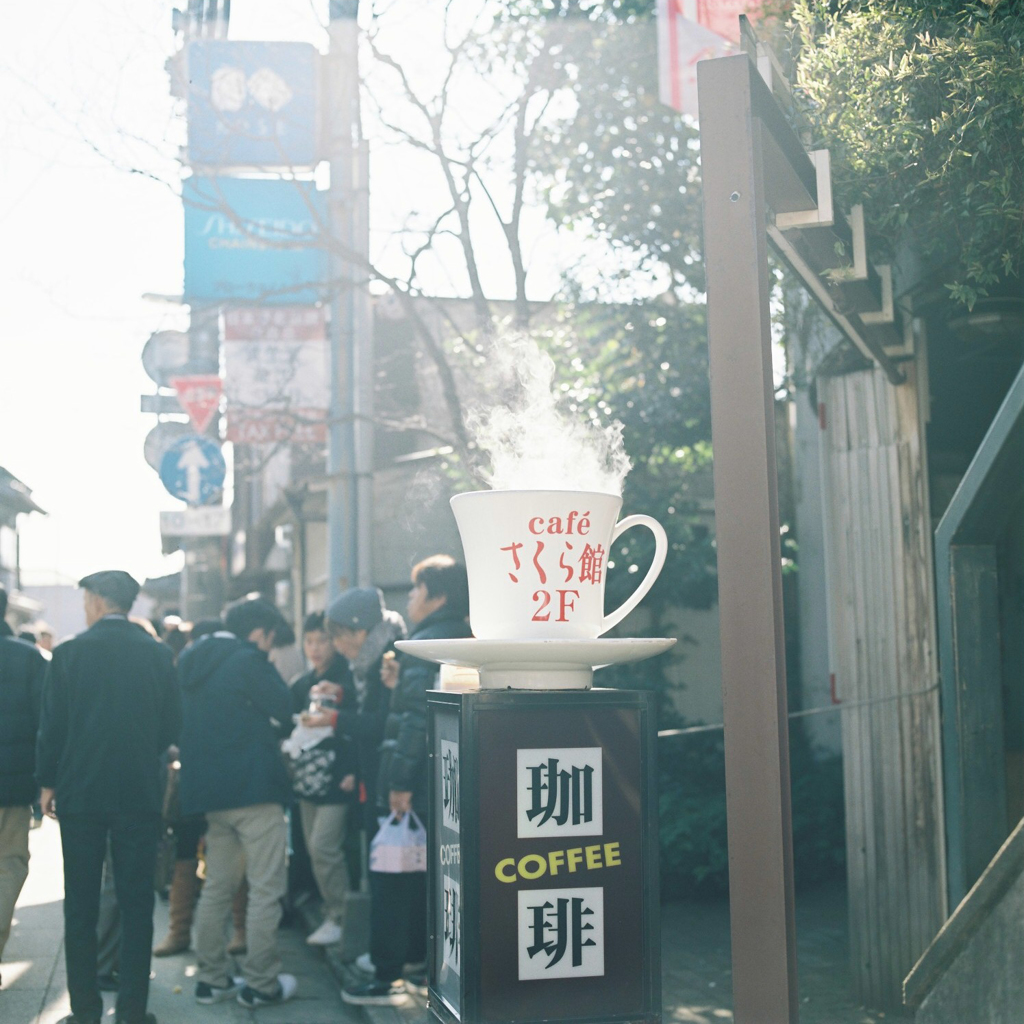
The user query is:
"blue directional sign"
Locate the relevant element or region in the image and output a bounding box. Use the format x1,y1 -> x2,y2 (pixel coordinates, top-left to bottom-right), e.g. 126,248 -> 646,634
159,435 -> 226,506
183,176 -> 327,305
187,41 -> 318,167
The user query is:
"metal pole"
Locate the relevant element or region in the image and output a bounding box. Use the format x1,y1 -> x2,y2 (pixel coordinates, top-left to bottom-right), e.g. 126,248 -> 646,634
326,0 -> 361,601
697,54 -> 799,1023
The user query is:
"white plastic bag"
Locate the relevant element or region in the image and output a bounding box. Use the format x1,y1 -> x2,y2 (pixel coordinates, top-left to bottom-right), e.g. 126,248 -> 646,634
369,811 -> 427,873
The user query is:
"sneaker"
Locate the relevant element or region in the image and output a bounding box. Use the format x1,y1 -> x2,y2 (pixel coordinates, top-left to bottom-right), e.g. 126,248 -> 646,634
306,919 -> 343,946
195,977 -> 244,1004
354,953 -> 425,976
342,979 -> 410,1006
404,972 -> 428,997
237,973 -> 297,1009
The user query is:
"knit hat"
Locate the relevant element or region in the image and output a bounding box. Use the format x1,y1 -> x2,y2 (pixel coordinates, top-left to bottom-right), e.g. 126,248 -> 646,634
78,570 -> 141,612
326,587 -> 385,631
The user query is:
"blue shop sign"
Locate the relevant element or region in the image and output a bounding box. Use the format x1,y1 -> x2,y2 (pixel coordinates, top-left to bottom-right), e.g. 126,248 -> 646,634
187,40 -> 318,168
183,176 -> 327,305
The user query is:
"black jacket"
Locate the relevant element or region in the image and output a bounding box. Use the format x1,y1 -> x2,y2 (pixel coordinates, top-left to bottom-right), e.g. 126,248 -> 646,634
334,611 -> 405,828
177,633 -> 293,815
379,607 -> 471,815
0,622 -> 47,807
36,616 -> 180,817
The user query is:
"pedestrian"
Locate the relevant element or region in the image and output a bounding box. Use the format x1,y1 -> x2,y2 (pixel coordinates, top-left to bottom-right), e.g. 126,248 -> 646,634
177,596 -> 297,1009
0,583 -> 48,990
343,557 -> 471,1006
36,570 -> 181,1024
283,611 -> 358,947
326,588 -> 406,842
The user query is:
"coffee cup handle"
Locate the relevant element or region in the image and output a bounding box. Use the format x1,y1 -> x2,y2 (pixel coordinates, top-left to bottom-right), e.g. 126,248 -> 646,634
600,515 -> 669,635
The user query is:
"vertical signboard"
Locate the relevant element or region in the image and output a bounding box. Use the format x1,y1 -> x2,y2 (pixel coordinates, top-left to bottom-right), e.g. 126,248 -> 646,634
433,707 -> 463,1018
223,306 -> 328,443
183,176 -> 327,304
427,690 -> 659,1024
187,41 -> 318,167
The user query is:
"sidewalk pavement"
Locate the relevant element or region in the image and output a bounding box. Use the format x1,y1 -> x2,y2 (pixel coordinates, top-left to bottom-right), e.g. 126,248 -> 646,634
317,883 -> 899,1024
5,820 -> 899,1024
2,818 -> 362,1024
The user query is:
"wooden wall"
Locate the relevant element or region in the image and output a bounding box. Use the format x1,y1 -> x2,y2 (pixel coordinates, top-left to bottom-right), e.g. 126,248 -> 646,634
818,363 -> 947,1008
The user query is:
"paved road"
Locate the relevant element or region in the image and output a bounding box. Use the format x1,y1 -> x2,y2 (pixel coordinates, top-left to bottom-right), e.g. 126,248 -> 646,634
3,818 -> 362,1024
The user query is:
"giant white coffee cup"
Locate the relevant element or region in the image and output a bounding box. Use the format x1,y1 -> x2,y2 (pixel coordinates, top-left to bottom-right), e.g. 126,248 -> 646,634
450,489 -> 668,640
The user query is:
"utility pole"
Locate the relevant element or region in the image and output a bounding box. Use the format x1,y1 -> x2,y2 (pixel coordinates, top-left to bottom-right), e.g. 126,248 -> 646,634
326,0 -> 372,600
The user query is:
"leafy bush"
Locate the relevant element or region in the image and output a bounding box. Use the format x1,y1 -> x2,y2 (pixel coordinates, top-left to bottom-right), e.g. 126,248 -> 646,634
657,727 -> 846,899
793,0 -> 1024,307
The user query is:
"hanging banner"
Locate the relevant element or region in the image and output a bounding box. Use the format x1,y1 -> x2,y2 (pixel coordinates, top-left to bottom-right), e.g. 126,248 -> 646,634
656,0 -> 760,118
223,306 -> 329,444
187,41 -> 318,168
183,176 -> 327,305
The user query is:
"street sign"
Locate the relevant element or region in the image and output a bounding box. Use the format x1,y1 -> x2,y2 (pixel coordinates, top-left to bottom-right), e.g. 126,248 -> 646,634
160,506 -> 232,537
159,435 -> 226,505
183,176 -> 327,305
143,421 -> 193,471
142,330 -> 190,388
141,394 -> 185,415
223,306 -> 328,444
187,41 -> 318,168
170,375 -> 223,433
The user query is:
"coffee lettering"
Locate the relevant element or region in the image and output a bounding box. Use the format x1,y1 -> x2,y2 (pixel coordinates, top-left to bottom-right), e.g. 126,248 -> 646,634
547,516 -> 564,534
493,843 -> 623,882
532,590 -> 551,621
528,517 -> 545,534
577,513 -> 591,535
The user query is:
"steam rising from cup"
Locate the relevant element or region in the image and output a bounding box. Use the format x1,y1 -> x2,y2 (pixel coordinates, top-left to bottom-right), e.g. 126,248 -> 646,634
470,335 -> 632,495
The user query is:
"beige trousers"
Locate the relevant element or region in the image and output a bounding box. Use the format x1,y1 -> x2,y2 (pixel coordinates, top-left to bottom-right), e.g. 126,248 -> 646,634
194,804 -> 287,994
299,801 -> 350,924
0,806 -> 31,960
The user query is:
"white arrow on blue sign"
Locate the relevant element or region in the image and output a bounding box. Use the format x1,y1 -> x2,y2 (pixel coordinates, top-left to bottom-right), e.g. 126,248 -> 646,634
159,435 -> 226,506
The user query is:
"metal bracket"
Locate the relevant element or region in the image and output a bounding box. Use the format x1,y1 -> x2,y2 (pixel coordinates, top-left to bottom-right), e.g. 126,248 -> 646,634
774,150 -> 833,228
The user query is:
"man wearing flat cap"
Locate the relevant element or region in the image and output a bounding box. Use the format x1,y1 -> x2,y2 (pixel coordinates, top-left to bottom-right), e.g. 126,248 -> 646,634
36,571 -> 181,1024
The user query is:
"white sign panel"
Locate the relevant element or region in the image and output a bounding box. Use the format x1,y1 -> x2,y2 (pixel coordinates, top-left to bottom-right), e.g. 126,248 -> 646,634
517,747 -> 602,839
160,506 -> 232,537
441,740 -> 460,834
517,886 -> 604,981
442,875 -> 461,976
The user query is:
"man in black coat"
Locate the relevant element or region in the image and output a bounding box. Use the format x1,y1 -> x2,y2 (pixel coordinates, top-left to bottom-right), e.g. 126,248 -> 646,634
343,557 -> 471,1006
0,583 -> 48,986
177,596 -> 298,1010
36,571 -> 180,1024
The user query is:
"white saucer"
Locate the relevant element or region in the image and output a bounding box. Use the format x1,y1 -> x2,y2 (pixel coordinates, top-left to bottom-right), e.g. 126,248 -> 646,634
395,637 -> 676,690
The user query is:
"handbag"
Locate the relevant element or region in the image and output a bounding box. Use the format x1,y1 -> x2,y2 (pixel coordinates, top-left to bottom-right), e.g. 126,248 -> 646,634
290,738 -> 338,800
369,811 -> 428,873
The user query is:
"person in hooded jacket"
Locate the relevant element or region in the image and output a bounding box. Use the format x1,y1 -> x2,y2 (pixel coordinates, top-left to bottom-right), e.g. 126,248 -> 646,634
0,583 -> 47,989
176,596 -> 297,1010
343,556 -> 471,1006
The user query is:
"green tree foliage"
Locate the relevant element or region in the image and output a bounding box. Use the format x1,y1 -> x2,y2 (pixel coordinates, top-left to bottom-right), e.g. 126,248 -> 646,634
792,0 -> 1024,307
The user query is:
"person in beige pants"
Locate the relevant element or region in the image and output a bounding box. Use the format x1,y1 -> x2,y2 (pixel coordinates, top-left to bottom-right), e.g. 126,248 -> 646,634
177,597 -> 297,1009
0,585 -> 48,986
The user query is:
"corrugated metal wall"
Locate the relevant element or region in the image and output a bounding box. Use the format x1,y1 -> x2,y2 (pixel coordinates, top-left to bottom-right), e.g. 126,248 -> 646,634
818,362 -> 947,1008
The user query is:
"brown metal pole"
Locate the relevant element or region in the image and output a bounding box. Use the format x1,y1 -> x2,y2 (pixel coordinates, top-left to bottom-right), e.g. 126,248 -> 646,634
697,54 -> 799,1023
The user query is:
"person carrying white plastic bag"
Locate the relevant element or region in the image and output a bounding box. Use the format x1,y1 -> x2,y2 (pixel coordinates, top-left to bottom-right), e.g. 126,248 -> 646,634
369,812 -> 427,874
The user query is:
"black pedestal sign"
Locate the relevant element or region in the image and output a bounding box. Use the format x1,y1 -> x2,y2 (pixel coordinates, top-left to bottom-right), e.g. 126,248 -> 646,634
427,688 -> 660,1024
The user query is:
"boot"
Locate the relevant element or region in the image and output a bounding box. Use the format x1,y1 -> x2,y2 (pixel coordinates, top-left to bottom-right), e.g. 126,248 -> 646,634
154,859 -> 200,956
227,879 -> 248,956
